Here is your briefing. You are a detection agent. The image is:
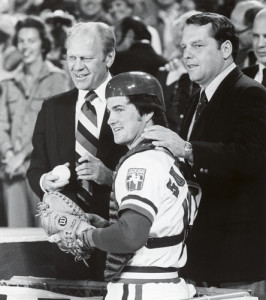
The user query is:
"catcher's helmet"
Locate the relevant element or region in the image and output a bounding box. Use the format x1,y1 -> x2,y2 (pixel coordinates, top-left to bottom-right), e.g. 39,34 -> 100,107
106,71 -> 165,110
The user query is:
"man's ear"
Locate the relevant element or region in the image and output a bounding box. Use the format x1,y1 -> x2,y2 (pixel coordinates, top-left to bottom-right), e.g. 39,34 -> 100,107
144,112 -> 154,124
106,49 -> 115,68
221,40 -> 233,59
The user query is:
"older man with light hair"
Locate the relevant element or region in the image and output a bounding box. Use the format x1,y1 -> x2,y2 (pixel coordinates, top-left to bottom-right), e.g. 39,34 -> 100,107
243,8 -> 266,86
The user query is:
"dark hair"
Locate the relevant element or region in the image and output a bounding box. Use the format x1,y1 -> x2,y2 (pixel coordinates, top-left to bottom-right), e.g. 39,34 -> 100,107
102,0 -> 134,12
186,12 -> 239,61
13,16 -> 51,60
0,31 -> 9,44
244,6 -> 264,27
117,16 -> 151,44
50,25 -> 67,58
127,94 -> 168,127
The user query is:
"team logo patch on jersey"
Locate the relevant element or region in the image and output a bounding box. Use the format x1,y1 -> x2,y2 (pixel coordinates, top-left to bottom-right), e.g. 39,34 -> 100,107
126,168 -> 146,191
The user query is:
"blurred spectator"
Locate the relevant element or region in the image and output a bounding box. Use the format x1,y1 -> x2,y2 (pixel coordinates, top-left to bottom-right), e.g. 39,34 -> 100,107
217,0 -> 237,18
38,0 -> 76,14
0,0 -> 9,13
157,10 -> 200,133
8,0 -> 44,15
145,0 -> 196,59
0,14 -> 19,81
103,0 -> 162,54
110,16 -> 167,77
130,0 -> 158,20
0,14 -> 16,227
179,0 -> 197,13
75,0 -> 112,24
43,10 -> 75,68
230,0 -> 265,68
242,8 -> 266,86
0,16 -> 70,227
43,9 -> 75,88
195,0 -> 219,12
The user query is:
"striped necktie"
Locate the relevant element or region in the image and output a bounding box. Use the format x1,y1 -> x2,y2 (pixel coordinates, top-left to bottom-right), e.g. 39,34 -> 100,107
75,91 -> 98,204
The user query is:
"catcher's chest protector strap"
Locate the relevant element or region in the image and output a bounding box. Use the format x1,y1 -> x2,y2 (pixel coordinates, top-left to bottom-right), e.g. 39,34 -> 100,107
105,141 -> 156,282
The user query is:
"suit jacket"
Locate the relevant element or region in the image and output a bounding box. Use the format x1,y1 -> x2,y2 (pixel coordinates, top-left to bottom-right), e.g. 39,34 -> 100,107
110,42 -> 167,77
242,64 -> 259,79
180,67 -> 266,283
156,71 -> 199,133
27,88 -> 127,220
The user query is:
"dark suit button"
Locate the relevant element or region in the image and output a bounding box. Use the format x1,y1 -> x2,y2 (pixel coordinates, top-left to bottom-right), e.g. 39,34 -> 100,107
200,168 -> 204,173
204,169 -> 209,174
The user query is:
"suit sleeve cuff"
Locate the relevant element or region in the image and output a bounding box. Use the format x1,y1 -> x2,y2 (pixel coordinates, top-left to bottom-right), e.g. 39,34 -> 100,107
40,173 -> 48,194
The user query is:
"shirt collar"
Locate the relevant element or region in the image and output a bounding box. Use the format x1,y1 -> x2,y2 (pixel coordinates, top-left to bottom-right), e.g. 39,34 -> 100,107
78,72 -> 112,103
258,62 -> 266,76
204,63 -> 236,101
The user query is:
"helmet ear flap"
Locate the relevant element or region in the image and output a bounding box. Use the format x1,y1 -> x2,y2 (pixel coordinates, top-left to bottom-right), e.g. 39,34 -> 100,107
106,72 -> 165,110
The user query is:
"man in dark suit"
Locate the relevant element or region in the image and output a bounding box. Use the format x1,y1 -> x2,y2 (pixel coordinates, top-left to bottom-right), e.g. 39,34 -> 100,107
142,13 -> 266,298
230,0 -> 265,69
243,8 -> 266,87
27,22 -> 127,280
110,16 -> 167,77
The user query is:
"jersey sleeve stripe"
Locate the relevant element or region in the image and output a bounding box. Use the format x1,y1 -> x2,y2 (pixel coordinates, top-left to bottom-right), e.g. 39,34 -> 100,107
119,203 -> 154,223
121,195 -> 158,214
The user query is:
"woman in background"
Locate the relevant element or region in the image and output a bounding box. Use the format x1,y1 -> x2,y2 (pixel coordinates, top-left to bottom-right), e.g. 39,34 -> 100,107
0,16 -> 70,227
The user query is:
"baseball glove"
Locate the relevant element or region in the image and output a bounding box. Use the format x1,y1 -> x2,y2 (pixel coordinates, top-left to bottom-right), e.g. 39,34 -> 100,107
36,191 -> 94,265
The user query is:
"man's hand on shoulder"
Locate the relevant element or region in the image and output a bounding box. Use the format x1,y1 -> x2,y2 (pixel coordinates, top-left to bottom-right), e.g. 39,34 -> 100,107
141,125 -> 187,158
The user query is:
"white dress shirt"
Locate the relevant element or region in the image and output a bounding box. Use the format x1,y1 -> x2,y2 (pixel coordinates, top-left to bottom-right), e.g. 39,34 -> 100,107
187,63 -> 236,139
254,63 -> 265,84
40,73 -> 112,192
75,72 -> 112,134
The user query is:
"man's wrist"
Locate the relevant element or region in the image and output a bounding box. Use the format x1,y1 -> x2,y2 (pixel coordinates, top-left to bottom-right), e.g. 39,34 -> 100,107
82,227 -> 96,248
103,168 -> 114,186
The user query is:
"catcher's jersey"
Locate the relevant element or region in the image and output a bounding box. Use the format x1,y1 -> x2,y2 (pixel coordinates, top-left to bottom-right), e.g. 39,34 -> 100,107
115,147 -> 190,269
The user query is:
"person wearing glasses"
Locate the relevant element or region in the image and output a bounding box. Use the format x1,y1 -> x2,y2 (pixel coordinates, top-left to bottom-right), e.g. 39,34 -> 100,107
230,0 -> 265,69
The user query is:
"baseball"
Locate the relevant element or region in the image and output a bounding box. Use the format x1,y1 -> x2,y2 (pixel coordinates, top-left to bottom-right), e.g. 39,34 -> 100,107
51,165 -> 71,182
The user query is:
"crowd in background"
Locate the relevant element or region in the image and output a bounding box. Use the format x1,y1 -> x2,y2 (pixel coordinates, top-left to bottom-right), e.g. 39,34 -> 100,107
0,0 -> 266,227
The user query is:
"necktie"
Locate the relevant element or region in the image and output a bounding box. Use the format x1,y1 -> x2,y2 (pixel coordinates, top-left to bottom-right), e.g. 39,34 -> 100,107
75,91 -> 98,204
194,90 -> 208,123
261,68 -> 266,87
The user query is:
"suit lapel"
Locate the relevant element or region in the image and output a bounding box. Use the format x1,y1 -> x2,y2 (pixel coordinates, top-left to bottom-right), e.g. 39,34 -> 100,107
185,67 -> 243,140
56,89 -> 77,165
97,109 -> 114,161
180,90 -> 200,140
249,65 -> 259,78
